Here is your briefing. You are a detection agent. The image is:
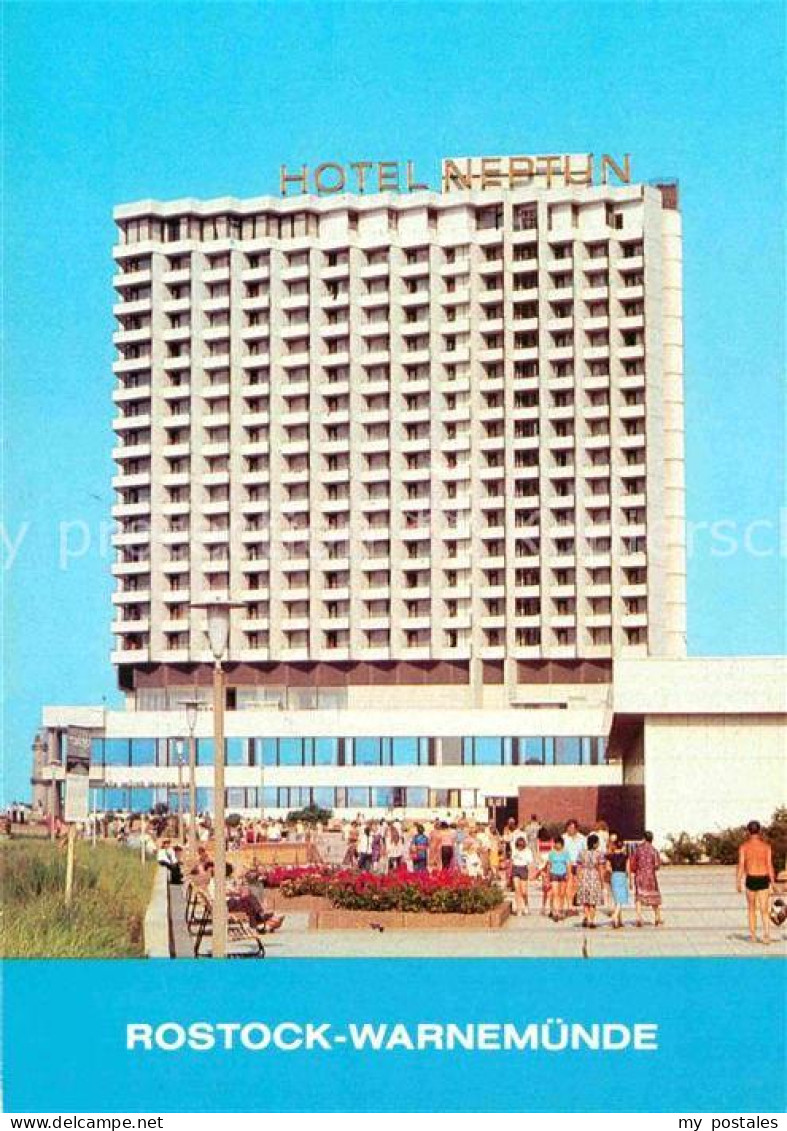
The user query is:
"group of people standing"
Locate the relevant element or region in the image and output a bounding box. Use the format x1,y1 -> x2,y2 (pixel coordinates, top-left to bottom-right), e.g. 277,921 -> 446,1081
504,817 -> 663,929
339,813 -> 665,929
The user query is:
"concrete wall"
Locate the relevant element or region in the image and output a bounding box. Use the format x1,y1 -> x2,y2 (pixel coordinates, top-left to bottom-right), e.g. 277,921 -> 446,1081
643,714 -> 786,842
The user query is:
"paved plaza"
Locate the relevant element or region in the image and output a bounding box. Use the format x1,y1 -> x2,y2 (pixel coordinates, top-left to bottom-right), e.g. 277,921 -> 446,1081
170,866 -> 787,959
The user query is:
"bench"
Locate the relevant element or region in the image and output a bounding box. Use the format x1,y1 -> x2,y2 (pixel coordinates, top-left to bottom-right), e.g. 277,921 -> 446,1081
188,888 -> 267,959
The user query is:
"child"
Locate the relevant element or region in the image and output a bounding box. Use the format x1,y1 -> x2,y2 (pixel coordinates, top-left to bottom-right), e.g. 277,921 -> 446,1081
547,835 -> 571,921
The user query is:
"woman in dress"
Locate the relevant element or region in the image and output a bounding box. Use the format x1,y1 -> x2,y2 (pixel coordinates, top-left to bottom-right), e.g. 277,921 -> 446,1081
427,821 -> 443,873
629,830 -> 664,927
576,832 -> 606,928
606,831 -> 630,929
439,822 -> 457,870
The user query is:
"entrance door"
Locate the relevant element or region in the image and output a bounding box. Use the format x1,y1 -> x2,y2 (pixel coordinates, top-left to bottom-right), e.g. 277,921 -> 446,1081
488,796 -> 518,832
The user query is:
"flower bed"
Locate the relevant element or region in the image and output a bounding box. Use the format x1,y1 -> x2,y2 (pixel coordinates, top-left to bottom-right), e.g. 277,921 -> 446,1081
260,865 -> 333,893
261,866 -> 504,916
326,870 -> 504,914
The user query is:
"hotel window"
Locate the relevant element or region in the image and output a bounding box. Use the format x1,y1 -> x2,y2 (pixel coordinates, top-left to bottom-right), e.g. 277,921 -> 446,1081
476,205 -> 503,231
513,205 -> 537,231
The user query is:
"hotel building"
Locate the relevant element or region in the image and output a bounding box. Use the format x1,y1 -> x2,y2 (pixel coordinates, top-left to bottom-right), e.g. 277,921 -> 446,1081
31,158 -> 786,839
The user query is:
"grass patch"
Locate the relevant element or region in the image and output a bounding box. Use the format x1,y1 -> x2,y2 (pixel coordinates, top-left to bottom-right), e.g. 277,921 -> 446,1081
1,838 -> 157,958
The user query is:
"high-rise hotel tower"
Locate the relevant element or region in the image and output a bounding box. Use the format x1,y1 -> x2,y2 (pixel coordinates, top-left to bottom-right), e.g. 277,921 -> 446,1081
36,157 -> 784,838
111,161 -> 686,700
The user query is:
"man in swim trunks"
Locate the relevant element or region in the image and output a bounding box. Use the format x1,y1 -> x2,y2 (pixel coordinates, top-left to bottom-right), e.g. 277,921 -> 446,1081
736,819 -> 776,945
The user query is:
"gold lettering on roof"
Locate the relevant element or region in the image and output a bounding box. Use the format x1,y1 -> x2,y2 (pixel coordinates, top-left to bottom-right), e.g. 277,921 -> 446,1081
279,155 -> 634,196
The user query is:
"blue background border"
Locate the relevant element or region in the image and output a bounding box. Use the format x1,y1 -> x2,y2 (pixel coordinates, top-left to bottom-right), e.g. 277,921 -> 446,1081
3,959 -> 785,1112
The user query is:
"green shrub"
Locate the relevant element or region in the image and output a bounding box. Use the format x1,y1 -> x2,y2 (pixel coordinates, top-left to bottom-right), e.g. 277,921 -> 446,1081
767,807 -> 787,872
286,803 -> 332,826
702,826 -> 747,865
663,832 -> 704,865
664,810 -> 787,869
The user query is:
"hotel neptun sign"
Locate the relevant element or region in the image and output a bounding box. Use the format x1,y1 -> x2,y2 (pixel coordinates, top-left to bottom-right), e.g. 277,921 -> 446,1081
279,153 -> 632,196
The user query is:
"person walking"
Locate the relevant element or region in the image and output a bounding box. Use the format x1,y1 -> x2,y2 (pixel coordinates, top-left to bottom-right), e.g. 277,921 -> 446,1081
546,835 -> 571,920
576,833 -> 606,928
606,831 -> 630,929
427,821 -> 442,872
510,832 -> 534,916
356,824 -> 373,871
563,819 -> 586,913
387,821 -> 405,872
524,813 -> 541,856
439,822 -> 456,870
630,831 -> 664,927
410,823 -> 429,873
737,819 -> 776,945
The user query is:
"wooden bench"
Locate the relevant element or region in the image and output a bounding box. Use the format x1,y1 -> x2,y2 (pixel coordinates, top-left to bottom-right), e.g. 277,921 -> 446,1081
189,889 -> 267,959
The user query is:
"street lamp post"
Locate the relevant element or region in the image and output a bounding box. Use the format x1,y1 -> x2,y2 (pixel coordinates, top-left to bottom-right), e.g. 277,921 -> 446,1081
181,698 -> 201,859
176,748 -> 185,845
192,599 -> 244,959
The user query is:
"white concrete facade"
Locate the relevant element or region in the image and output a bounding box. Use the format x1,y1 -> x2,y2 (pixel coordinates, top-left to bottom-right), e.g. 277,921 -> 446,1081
110,169 -> 686,677
614,657 -> 787,841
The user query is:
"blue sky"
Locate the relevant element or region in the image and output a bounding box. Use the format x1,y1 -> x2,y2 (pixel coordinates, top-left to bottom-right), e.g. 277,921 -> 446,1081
3,1 -> 785,803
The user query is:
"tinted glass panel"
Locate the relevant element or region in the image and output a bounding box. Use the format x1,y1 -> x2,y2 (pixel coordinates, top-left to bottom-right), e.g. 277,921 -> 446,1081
354,738 -> 380,766
279,738 -> 302,767
555,737 -> 582,765
129,788 -> 153,812
521,737 -> 544,765
196,788 -> 214,811
130,738 -> 156,766
392,737 -> 418,766
104,739 -> 130,766
314,738 -> 338,766
226,738 -> 247,766
474,737 -> 503,766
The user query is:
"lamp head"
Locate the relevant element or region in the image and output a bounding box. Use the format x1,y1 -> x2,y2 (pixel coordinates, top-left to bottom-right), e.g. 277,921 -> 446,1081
205,603 -> 231,662
191,598 -> 245,663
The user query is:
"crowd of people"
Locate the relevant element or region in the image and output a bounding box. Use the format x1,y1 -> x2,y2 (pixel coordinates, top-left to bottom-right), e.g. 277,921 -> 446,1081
61,805 -> 782,941
333,814 -> 667,929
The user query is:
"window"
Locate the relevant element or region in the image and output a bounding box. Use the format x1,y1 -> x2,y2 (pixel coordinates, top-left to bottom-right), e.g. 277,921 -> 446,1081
353,738 -> 381,766
313,738 -> 339,766
374,787 -> 396,808
279,738 -> 302,767
555,737 -> 582,765
129,788 -> 153,812
347,787 -> 371,809
226,738 -> 248,766
391,737 -> 419,766
104,739 -> 130,766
